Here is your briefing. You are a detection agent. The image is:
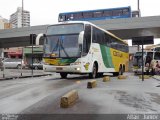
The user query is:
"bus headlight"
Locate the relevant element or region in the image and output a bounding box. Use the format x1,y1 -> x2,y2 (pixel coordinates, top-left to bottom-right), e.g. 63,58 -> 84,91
75,67 -> 81,71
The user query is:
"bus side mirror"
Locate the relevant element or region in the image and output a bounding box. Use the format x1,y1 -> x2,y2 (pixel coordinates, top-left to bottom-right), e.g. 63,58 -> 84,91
79,31 -> 84,44
36,33 -> 46,45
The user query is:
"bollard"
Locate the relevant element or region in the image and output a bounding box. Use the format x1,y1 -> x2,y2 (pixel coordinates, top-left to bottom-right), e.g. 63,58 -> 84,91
60,90 -> 78,108
103,76 -> 110,82
118,75 -> 127,79
139,75 -> 150,79
87,80 -> 97,88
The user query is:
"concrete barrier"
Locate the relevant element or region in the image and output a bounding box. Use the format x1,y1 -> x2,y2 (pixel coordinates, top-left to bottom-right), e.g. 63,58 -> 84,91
87,80 -> 97,88
118,75 -> 127,79
60,90 -> 79,108
103,76 -> 110,82
139,75 -> 150,79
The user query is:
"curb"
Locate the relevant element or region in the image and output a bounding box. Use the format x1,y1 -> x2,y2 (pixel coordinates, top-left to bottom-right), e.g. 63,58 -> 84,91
0,74 -> 52,81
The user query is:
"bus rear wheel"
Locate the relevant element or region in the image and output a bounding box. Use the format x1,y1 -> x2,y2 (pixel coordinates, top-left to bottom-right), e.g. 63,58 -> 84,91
119,66 -> 123,75
60,73 -> 68,79
89,63 -> 97,79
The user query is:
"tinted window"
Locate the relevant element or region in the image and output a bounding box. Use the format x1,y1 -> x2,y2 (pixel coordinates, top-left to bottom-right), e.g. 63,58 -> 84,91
154,52 -> 160,60
155,47 -> 160,51
103,10 -> 112,17
72,13 -> 83,20
5,58 -> 21,62
47,24 -> 84,35
83,12 -> 93,18
123,8 -> 129,15
112,10 -> 123,16
92,27 -> 128,52
59,15 -> 66,21
83,25 -> 91,56
93,11 -> 103,18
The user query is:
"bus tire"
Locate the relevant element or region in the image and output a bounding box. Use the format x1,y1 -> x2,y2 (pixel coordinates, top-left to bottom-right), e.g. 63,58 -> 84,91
89,63 -> 97,79
60,73 -> 68,79
119,66 -> 123,75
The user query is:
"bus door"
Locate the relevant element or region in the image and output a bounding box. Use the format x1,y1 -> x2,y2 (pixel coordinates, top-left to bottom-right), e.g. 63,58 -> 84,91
82,25 -> 92,71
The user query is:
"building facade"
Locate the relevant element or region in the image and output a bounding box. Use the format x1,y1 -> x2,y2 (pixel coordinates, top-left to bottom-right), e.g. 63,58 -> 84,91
10,7 -> 30,28
0,16 -> 12,58
0,16 -> 12,29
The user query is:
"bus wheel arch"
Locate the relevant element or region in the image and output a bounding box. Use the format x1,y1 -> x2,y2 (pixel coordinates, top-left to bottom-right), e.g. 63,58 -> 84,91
119,64 -> 123,75
60,73 -> 68,79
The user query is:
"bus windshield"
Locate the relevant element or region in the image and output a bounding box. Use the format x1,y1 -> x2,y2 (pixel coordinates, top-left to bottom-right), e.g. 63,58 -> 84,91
44,24 -> 84,58
133,52 -> 146,66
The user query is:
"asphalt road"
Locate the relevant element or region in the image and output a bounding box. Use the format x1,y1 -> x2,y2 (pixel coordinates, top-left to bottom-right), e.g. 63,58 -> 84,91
0,73 -> 160,119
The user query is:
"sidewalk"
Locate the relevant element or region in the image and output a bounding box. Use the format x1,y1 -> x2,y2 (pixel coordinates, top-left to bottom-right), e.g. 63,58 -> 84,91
0,69 -> 53,80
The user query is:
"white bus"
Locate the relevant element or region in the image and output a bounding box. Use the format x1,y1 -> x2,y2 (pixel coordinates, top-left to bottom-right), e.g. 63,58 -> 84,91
133,50 -> 160,74
41,21 -> 129,78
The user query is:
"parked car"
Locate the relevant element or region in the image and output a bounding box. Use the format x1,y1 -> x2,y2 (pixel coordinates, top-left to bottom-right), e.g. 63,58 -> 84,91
2,58 -> 25,69
29,62 -> 43,70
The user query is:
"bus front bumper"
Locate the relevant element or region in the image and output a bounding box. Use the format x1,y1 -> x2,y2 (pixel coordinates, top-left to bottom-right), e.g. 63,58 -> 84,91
43,64 -> 82,73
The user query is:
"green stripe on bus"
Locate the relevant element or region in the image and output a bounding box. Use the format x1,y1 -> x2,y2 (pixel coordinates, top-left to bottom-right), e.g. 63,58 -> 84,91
100,45 -> 114,68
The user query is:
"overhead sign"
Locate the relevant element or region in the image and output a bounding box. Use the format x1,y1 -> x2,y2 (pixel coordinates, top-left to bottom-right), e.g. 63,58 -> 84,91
132,36 -> 154,45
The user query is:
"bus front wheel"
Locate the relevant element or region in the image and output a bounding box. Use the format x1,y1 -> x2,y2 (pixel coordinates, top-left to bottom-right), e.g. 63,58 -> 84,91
60,73 -> 68,79
89,63 -> 97,79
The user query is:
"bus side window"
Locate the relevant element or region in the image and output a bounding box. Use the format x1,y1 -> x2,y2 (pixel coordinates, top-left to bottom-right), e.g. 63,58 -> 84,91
123,8 -> 129,15
103,10 -> 112,17
112,9 -> 123,16
154,52 -> 160,60
83,25 -> 91,56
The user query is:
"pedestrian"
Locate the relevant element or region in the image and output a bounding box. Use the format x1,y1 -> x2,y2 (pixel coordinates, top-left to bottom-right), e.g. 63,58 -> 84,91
155,61 -> 160,75
150,60 -> 155,76
145,63 -> 150,75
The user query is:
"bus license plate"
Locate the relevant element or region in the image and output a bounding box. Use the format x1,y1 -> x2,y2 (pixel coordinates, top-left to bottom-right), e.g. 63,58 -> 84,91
56,67 -> 63,70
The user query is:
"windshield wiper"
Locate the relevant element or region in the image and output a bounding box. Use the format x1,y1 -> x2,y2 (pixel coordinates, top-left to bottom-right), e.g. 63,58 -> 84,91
51,37 -> 69,58
52,38 -> 60,52
59,38 -> 69,57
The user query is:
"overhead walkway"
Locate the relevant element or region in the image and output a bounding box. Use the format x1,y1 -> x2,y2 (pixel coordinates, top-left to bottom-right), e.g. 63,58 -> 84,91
91,16 -> 160,39
0,16 -> 160,48
0,25 -> 48,48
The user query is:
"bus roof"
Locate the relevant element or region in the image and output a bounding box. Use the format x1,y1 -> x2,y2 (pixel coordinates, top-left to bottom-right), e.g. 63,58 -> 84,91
59,6 -> 131,15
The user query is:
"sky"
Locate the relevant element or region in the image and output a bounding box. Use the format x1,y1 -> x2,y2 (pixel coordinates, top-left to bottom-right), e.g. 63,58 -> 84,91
0,0 -> 160,26
0,0 -> 160,45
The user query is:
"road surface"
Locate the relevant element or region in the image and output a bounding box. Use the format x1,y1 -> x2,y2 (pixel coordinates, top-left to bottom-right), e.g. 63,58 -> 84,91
0,73 -> 159,119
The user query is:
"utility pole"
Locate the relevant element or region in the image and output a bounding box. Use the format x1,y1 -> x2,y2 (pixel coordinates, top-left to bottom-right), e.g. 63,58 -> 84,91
22,0 -> 24,27
21,0 -> 24,76
137,0 -> 140,17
